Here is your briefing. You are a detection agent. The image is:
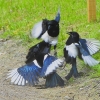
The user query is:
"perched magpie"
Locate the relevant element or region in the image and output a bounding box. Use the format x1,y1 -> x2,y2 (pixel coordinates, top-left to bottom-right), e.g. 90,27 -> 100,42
64,31 -> 100,80
7,53 -> 64,88
25,9 -> 60,64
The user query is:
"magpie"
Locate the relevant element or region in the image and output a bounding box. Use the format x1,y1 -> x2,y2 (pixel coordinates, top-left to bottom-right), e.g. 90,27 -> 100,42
25,41 -> 51,64
7,53 -> 64,88
31,9 -> 60,43
25,9 -> 60,64
64,31 -> 100,80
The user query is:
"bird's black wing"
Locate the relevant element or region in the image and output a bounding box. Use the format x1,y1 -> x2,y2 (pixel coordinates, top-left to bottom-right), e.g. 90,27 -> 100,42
25,41 -> 51,64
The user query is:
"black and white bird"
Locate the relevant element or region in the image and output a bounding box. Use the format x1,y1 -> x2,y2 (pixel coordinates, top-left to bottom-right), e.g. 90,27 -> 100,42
64,31 -> 100,80
25,41 -> 51,64
25,9 -> 60,64
7,53 -> 64,88
31,9 -> 60,47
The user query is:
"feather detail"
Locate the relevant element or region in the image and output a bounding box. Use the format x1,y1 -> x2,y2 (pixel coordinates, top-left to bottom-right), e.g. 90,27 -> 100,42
55,8 -> 60,23
79,39 -> 100,55
75,43 -> 100,66
7,62 -> 41,86
82,55 -> 99,66
45,58 -> 64,76
31,21 -> 42,38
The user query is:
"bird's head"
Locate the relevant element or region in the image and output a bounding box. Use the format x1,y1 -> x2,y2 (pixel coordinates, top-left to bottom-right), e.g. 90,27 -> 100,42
67,31 -> 80,43
47,20 -> 59,37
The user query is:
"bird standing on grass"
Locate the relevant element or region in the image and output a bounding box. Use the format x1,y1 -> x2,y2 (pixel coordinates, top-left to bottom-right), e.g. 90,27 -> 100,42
64,31 -> 100,80
25,9 -> 60,64
7,53 -> 64,88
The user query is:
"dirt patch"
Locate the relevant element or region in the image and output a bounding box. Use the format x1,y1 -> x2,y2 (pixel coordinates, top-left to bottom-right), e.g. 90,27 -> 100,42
0,39 -> 100,100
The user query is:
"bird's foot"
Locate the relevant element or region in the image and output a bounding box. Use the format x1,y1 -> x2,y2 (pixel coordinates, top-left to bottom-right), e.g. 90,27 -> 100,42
65,72 -> 84,80
74,72 -> 84,78
65,74 -> 73,80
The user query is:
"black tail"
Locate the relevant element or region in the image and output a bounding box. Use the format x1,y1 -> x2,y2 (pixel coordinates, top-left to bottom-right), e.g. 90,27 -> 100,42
45,72 -> 64,88
25,41 -> 51,64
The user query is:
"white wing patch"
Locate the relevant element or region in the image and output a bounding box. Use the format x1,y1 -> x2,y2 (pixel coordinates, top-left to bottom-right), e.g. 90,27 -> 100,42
45,59 -> 64,76
33,60 -> 41,68
31,21 -> 42,38
85,39 -> 100,55
82,55 -> 100,66
43,54 -> 49,62
66,43 -> 78,58
7,68 -> 26,86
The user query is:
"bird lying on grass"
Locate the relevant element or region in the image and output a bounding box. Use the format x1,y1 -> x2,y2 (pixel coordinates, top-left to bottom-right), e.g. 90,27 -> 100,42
26,9 -> 60,63
64,31 -> 100,80
7,53 -> 64,88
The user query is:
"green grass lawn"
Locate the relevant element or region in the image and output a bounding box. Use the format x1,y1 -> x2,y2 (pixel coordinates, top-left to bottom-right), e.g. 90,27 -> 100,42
0,0 -> 100,77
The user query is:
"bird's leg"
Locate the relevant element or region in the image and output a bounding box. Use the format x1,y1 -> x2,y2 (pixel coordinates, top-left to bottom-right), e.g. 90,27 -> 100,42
65,58 -> 79,80
65,66 -> 74,80
72,58 -> 79,78
54,45 -> 57,57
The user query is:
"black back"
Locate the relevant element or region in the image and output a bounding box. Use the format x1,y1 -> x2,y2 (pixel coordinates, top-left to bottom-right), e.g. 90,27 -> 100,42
35,53 -> 46,67
25,41 -> 51,64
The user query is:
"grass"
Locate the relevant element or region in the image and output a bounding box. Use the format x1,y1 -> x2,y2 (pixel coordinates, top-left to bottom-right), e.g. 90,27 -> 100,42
0,0 -> 100,76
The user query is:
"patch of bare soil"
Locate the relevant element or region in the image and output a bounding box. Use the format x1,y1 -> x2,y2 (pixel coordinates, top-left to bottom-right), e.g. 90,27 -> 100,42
0,39 -> 100,100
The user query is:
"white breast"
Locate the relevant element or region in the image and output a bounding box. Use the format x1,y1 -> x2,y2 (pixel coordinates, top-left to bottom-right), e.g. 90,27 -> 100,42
41,31 -> 58,45
66,43 -> 78,58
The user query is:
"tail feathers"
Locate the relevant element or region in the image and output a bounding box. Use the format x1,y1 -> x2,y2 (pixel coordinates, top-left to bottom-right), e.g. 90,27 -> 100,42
82,55 -> 100,66
7,63 -> 41,86
55,8 -> 60,23
45,72 -> 64,88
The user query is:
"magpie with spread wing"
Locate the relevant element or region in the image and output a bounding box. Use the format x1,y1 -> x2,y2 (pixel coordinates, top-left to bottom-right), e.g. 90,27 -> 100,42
7,53 -> 64,88
64,31 -> 100,80
25,9 -> 60,64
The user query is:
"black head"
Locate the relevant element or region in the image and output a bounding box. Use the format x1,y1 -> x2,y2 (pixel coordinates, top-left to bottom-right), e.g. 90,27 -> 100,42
47,20 -> 59,37
68,32 -> 79,39
66,31 -> 80,45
